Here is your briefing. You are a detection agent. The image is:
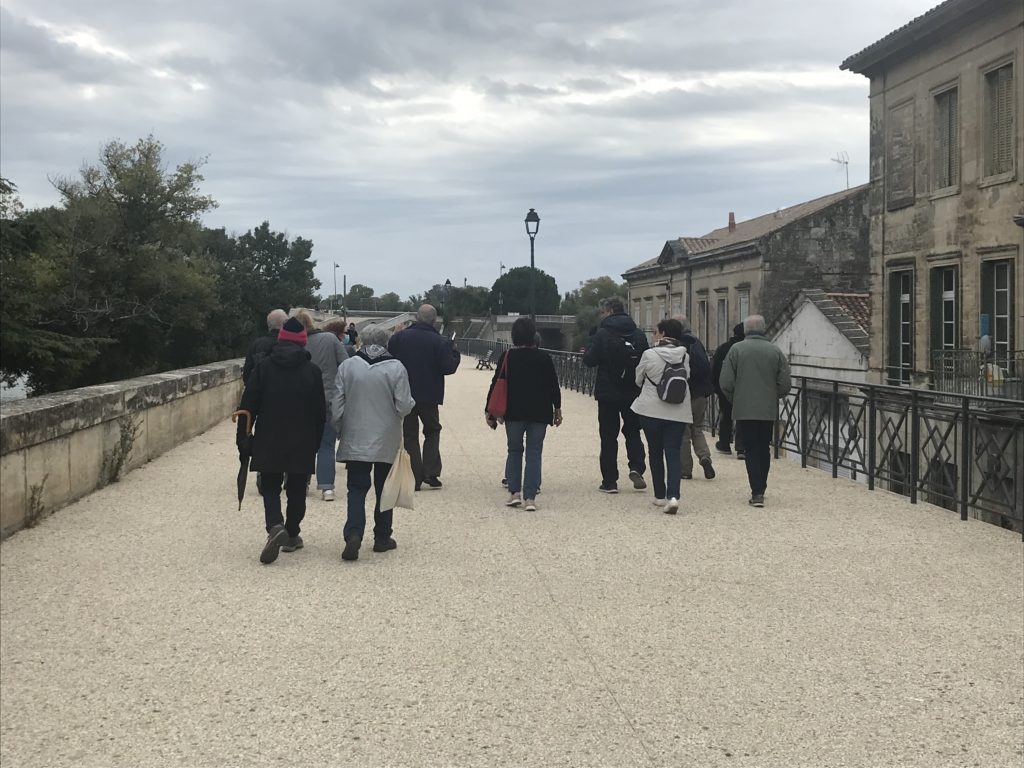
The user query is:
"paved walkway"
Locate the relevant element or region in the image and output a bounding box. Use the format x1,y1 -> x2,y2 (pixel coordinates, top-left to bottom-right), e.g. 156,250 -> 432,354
2,362 -> 1022,768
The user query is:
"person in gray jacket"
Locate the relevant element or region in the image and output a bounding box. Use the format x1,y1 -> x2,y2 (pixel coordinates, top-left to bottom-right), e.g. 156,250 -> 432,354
332,325 -> 415,561
296,311 -> 350,501
719,314 -> 792,508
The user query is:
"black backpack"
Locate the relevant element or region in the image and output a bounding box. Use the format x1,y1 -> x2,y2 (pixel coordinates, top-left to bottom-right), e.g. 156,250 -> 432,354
606,331 -> 643,383
648,355 -> 689,404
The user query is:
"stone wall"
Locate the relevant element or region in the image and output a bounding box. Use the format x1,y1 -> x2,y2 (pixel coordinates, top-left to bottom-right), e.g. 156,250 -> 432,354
0,360 -> 244,538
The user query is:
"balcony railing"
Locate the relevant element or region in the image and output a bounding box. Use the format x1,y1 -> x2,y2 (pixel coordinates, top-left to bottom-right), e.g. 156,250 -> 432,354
463,338 -> 1024,535
931,349 -> 1023,399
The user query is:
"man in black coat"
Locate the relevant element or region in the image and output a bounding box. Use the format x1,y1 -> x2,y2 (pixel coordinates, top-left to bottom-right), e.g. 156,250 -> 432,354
582,296 -> 649,493
387,304 -> 461,491
712,322 -> 745,457
242,308 -> 288,384
238,317 -> 325,564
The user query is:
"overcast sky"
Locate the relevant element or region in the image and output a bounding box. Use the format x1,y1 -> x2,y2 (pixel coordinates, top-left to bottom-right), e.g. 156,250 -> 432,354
1,0 -> 937,300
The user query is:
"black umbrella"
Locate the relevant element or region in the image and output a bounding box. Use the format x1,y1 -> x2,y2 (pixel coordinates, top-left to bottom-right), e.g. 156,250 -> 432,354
231,409 -> 254,511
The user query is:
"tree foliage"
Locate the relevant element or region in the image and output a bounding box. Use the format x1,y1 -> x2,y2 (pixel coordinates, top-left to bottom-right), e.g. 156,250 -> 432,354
489,267 -> 559,316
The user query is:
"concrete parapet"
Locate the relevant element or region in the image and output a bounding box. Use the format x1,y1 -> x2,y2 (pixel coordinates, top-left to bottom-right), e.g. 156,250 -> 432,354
0,360 -> 243,538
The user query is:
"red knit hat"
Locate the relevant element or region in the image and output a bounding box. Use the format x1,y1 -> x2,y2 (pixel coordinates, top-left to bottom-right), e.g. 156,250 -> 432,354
277,317 -> 308,346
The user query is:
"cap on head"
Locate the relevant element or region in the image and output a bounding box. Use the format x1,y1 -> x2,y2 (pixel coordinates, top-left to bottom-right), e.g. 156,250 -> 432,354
277,317 -> 308,346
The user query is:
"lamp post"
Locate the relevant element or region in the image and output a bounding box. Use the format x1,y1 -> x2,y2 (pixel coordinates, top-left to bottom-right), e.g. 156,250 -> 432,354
332,262 -> 339,314
524,208 -> 540,320
444,278 -> 452,319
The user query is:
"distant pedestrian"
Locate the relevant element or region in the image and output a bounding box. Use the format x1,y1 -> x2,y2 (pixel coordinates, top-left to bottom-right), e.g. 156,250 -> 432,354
242,308 -> 287,384
719,315 -> 791,508
673,315 -> 715,480
296,311 -> 350,502
346,323 -> 359,346
712,323 -> 746,458
485,318 -> 562,511
333,325 -> 415,561
237,317 -> 325,564
631,318 -> 693,514
387,305 -> 461,491
582,296 -> 649,493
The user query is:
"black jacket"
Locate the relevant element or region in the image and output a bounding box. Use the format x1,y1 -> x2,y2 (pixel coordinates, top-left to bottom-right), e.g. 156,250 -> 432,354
679,333 -> 713,398
238,342 -> 325,474
387,321 -> 461,405
242,331 -> 278,384
485,347 -> 561,424
582,313 -> 649,402
712,325 -> 746,397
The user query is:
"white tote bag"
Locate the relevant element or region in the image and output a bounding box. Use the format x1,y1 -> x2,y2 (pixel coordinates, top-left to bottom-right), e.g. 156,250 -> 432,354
380,446 -> 416,511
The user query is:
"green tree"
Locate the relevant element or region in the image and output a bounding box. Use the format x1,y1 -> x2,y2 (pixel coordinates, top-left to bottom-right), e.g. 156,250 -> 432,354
378,292 -> 403,311
489,267 -> 559,315
345,284 -> 375,310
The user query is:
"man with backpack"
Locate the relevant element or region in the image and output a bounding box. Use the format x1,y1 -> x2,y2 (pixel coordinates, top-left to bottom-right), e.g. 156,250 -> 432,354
673,316 -> 715,480
583,296 -> 649,493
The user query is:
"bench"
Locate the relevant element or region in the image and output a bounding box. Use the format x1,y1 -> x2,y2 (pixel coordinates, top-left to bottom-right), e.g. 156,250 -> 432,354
476,350 -> 494,370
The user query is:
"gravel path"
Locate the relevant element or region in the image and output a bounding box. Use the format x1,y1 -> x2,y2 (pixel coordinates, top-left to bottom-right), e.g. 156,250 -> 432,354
2,362 -> 1022,767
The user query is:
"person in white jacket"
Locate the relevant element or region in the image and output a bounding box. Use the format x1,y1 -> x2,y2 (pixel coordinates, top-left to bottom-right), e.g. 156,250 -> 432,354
631,318 -> 693,513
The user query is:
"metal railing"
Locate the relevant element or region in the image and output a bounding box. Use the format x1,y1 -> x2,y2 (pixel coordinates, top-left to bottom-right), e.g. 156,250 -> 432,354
462,338 -> 1024,535
931,349 -> 1023,399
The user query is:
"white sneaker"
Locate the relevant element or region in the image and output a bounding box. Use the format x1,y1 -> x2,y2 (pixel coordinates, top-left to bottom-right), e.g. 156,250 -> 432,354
322,489 -> 335,502
652,498 -> 667,507
664,498 -> 679,514
505,493 -> 522,507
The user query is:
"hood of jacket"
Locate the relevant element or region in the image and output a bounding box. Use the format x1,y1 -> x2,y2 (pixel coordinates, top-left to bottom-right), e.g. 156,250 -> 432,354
679,332 -> 701,351
408,321 -> 439,335
651,342 -> 687,366
269,341 -> 311,368
599,312 -> 639,335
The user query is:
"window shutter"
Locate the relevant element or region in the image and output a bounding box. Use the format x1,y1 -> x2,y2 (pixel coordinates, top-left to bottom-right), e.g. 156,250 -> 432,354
949,89 -> 960,186
888,273 -> 901,383
935,92 -> 950,188
987,65 -> 1015,175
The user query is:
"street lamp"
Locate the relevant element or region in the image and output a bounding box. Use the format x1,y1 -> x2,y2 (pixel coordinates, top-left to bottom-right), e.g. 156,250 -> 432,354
444,278 -> 452,318
332,262 -> 339,314
524,208 -> 540,319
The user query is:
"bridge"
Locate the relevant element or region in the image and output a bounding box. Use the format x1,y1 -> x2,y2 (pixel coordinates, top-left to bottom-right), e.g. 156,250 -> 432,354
1,362 -> 1021,767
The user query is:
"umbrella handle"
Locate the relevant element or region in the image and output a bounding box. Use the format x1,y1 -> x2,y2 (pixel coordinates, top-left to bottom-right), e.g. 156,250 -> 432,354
232,409 -> 254,436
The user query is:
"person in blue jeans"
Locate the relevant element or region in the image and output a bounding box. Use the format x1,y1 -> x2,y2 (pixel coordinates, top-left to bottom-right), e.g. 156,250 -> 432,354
332,325 -> 415,561
484,318 -> 562,511
631,318 -> 693,514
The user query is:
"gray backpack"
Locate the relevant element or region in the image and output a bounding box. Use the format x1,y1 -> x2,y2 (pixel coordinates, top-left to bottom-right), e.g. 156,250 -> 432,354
648,357 -> 689,404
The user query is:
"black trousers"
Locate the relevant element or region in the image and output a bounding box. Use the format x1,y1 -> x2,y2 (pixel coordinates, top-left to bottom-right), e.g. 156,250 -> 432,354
261,472 -> 308,537
738,420 -> 773,496
717,397 -> 744,451
403,403 -> 442,485
597,399 -> 646,485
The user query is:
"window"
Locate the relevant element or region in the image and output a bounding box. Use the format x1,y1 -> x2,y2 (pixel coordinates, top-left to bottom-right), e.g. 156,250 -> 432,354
697,300 -> 708,341
656,296 -> 665,321
738,290 -> 750,325
981,260 -> 1014,356
716,298 -> 728,347
887,100 -> 915,210
933,87 -> 959,189
887,271 -> 914,385
930,266 -> 959,362
985,64 -> 1015,177
670,293 -> 683,317
643,297 -> 653,329
632,298 -> 641,324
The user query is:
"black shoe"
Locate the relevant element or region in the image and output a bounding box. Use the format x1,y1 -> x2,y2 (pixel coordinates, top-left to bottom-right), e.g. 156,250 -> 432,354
373,537 -> 397,552
501,477 -> 508,487
260,524 -> 289,564
681,474 -> 693,480
342,535 -> 362,561
598,482 -> 618,494
715,442 -> 732,455
282,535 -> 304,552
422,477 -> 443,490
628,470 -> 647,490
736,452 -> 746,461
700,458 -> 716,479
748,494 -> 765,508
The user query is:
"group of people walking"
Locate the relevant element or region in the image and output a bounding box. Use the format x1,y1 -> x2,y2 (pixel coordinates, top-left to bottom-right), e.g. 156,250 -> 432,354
236,296 -> 791,564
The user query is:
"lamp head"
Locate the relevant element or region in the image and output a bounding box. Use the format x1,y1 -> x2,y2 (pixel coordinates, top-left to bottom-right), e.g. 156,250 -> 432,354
525,208 -> 540,237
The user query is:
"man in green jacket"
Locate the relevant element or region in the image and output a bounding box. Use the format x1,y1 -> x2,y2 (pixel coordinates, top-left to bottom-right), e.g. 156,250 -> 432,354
719,315 -> 791,508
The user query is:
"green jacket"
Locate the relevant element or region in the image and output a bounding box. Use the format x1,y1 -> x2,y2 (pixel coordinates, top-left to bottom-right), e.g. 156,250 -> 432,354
719,333 -> 791,421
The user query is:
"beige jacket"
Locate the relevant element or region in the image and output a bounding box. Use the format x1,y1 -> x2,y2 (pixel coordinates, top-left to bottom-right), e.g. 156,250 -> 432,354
630,342 -> 694,424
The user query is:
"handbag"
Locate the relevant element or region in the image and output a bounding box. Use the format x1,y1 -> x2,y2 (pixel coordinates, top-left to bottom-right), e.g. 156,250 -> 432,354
380,445 -> 416,511
486,351 -> 510,419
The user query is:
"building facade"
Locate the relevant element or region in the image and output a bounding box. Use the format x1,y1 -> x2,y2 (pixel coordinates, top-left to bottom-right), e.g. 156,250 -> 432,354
623,186 -> 870,348
841,0 -> 1024,387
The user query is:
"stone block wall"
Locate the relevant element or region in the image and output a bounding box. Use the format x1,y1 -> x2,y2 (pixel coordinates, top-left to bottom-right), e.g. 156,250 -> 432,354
0,360 -> 244,538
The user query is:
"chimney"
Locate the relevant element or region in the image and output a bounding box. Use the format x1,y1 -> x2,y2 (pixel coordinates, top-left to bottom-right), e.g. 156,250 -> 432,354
728,212 -> 736,233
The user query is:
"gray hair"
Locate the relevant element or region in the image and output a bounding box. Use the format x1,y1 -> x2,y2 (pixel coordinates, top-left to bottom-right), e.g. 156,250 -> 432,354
360,324 -> 391,348
267,309 -> 288,331
672,314 -> 692,334
599,296 -> 625,315
743,314 -> 766,334
417,304 -> 438,324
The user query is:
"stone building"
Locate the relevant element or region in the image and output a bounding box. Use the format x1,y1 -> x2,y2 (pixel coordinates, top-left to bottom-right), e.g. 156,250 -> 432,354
841,0 -> 1024,387
622,185 -> 870,348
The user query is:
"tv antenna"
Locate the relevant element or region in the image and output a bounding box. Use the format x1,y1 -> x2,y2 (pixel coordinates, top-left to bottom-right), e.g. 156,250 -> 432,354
831,151 -> 849,190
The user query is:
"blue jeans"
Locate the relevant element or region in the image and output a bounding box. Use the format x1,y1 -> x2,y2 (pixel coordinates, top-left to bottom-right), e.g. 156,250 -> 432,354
316,413 -> 337,490
505,421 -> 547,499
640,416 -> 685,500
345,461 -> 393,542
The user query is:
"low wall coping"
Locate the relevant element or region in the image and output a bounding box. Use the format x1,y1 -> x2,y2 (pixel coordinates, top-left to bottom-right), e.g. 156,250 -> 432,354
0,359 -> 244,456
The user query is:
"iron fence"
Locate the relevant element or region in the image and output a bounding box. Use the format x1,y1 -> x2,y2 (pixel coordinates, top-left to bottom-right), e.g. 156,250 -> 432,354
931,349 -> 1023,399
462,338 -> 1024,535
